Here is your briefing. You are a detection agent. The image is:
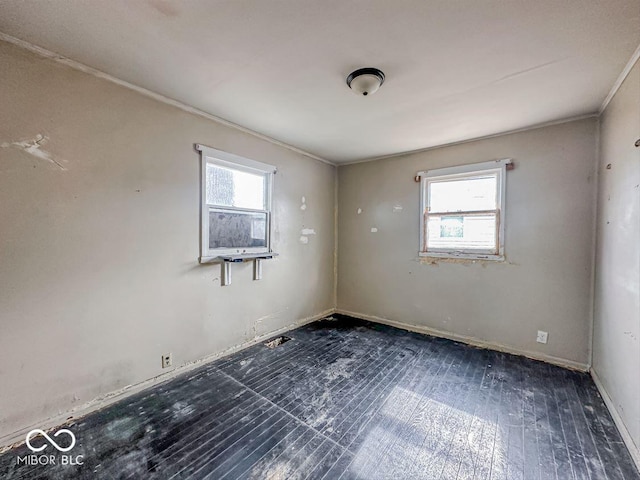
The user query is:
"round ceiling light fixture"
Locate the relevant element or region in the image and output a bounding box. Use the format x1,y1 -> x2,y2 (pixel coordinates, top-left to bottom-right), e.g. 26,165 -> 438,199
346,67 -> 385,96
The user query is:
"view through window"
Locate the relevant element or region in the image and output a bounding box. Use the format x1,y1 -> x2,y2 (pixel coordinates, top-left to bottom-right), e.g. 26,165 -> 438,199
420,160 -> 508,259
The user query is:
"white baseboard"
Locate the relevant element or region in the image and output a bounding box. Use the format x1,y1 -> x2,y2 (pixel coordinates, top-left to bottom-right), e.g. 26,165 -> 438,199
336,309 -> 590,372
0,308 -> 335,451
590,368 -> 640,471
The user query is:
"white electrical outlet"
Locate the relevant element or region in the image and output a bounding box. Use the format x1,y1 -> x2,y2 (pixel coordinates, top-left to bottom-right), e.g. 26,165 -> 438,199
536,331 -> 548,344
162,353 -> 173,368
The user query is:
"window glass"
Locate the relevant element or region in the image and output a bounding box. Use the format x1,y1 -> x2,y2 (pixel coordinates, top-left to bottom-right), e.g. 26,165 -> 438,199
420,162 -> 507,257
199,146 -> 275,259
206,164 -> 265,210
429,175 -> 496,213
427,213 -> 497,251
208,209 -> 268,249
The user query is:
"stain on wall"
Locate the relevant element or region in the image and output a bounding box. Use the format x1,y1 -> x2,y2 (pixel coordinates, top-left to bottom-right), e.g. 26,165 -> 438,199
337,118 -> 597,367
592,59 -> 640,458
0,39 -> 336,442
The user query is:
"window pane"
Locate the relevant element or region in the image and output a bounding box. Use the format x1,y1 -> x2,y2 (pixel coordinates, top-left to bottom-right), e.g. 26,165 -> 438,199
427,213 -> 497,251
429,175 -> 497,213
209,209 -> 267,249
206,163 -> 265,210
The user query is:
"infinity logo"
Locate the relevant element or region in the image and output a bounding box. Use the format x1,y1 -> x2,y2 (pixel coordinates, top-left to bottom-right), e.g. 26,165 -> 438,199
25,429 -> 76,453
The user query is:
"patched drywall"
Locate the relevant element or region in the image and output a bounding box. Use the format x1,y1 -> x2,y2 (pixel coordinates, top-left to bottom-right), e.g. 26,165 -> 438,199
0,40 -> 335,442
0,133 -> 66,170
592,59 -> 640,460
338,118 -> 597,367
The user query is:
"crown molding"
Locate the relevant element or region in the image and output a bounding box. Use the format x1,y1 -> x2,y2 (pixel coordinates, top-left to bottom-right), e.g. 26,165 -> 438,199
3,30 -> 636,168
0,32 -> 335,167
599,42 -> 640,114
339,113 -> 598,166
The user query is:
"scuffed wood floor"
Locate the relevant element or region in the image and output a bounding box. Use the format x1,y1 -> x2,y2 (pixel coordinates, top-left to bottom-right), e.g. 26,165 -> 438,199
1,315 -> 638,479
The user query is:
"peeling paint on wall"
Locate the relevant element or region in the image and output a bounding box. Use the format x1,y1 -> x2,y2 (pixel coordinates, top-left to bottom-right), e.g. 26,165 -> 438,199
357,208 -> 362,215
299,227 -> 316,245
0,39 -> 337,446
393,205 -> 403,213
593,61 -> 640,458
300,196 -> 307,210
1,134 -> 66,170
370,227 -> 378,233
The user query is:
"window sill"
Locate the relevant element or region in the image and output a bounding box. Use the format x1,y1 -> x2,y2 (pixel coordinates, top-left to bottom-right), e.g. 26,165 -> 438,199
419,252 -> 504,262
199,253 -> 278,264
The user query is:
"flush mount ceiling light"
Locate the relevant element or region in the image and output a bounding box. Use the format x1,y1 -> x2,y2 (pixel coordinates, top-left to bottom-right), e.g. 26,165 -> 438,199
346,67 -> 385,96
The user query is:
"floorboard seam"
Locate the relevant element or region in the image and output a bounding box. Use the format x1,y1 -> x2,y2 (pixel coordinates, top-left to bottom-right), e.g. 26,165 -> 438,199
2,316 -> 638,480
215,367 -> 354,456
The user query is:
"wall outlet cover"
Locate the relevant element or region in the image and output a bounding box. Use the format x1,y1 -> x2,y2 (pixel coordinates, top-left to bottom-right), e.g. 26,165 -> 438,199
162,353 -> 173,368
536,331 -> 548,344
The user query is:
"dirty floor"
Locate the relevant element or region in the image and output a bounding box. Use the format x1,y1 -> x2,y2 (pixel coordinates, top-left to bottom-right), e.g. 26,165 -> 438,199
1,315 -> 638,479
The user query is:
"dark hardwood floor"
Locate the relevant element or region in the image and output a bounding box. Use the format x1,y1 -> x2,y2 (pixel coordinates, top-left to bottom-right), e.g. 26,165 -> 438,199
1,315 -> 638,479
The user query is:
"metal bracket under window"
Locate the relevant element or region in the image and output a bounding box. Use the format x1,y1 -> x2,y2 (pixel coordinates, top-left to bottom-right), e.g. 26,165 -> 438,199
218,253 -> 279,286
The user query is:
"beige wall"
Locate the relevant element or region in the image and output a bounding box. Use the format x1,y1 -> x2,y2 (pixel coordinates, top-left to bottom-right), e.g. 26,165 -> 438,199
337,118 -> 597,368
0,40 -> 336,441
593,59 -> 640,461
3,31 -> 634,458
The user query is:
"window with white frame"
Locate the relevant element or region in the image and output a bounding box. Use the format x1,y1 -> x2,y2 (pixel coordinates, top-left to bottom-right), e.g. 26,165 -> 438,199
197,145 -> 276,261
419,159 -> 509,260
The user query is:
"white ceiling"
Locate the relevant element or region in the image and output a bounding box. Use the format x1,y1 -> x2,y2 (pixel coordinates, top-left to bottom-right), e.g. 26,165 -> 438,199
0,0 -> 638,163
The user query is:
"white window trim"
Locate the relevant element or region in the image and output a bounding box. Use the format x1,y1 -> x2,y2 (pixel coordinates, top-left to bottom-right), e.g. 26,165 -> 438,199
196,144 -> 276,262
418,159 -> 510,261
